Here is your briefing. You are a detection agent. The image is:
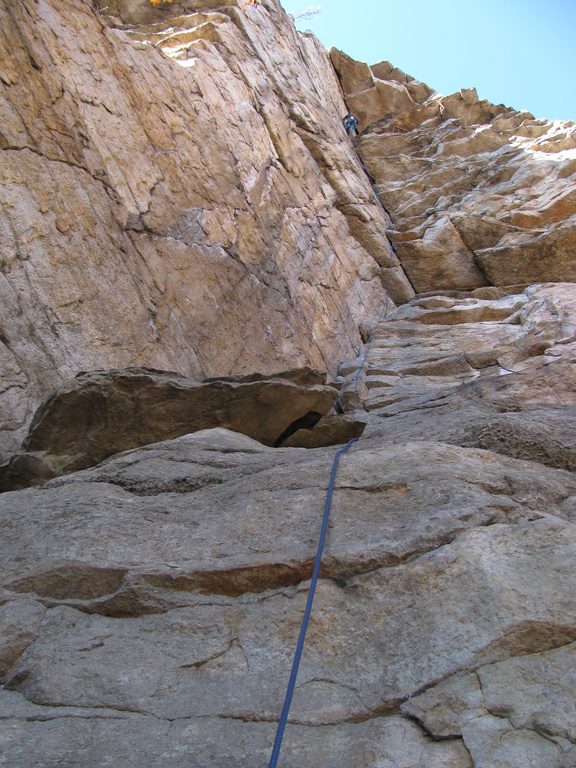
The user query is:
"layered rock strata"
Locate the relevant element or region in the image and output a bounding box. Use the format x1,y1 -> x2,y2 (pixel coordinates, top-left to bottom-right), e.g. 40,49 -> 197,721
0,0 -> 409,462
1,382 -> 575,766
331,49 -> 576,293
339,283 -> 576,443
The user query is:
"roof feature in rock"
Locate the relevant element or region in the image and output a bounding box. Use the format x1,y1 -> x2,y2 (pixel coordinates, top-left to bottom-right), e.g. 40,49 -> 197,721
0,367 -> 347,490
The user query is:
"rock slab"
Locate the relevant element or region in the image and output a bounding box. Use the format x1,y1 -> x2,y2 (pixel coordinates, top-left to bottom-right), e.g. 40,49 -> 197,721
1,428 -> 576,766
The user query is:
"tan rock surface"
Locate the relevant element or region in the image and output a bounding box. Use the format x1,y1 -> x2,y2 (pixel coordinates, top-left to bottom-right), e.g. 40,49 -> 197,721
0,0 -> 413,462
1,2 -> 576,767
332,49 -> 576,293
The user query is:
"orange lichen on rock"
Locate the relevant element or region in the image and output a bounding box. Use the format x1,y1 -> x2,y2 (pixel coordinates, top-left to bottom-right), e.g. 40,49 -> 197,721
149,0 -> 256,6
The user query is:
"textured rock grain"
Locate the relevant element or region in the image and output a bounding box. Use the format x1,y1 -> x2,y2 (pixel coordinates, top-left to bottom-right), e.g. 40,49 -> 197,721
2,2 -> 576,767
340,283 -> 576,471
332,49 -> 576,293
0,427 -> 575,765
0,0 -> 408,461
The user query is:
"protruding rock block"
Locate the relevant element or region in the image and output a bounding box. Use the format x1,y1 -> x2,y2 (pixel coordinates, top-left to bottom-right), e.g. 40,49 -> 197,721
281,414 -> 366,448
0,368 -> 341,489
329,48 -> 374,95
476,220 -> 576,285
346,81 -> 415,132
392,216 -> 488,292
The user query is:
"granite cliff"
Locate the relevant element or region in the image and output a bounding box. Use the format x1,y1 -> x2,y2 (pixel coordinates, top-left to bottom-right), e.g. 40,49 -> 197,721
0,0 -> 408,461
1,1 -> 575,767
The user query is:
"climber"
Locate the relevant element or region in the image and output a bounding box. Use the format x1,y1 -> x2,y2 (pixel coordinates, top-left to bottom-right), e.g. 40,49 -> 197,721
241,0 -> 259,7
343,113 -> 359,136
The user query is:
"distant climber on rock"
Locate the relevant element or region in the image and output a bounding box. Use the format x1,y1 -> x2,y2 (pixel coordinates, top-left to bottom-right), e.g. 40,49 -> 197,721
241,0 -> 260,7
343,113 -> 359,136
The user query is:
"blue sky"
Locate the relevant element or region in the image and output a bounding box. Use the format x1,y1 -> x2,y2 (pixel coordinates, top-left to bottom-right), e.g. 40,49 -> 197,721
286,1 -> 576,122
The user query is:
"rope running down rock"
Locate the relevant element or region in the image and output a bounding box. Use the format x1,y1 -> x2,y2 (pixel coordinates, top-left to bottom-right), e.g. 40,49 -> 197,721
267,308 -> 385,767
266,436 -> 359,768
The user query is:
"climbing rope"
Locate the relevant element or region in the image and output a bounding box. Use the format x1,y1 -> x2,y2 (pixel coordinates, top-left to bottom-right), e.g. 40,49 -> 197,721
267,305 -> 387,767
268,304 -> 386,768
267,437 -> 359,768
266,118 -> 401,763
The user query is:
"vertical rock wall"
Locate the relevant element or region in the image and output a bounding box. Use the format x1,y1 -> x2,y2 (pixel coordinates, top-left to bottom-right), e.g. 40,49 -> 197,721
1,5 -> 576,768
0,0 -> 411,461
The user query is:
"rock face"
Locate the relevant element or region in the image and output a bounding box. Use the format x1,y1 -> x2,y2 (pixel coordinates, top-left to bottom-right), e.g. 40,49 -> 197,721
0,366 -> 365,489
331,49 -> 576,293
1,284 -> 575,768
1,2 -> 576,768
339,283 -> 576,447
0,0 -> 410,462
1,424 -> 575,766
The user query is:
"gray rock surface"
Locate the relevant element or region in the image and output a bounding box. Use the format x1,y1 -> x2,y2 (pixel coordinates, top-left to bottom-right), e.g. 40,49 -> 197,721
0,419 -> 575,766
339,283 -> 576,471
403,645 -> 576,768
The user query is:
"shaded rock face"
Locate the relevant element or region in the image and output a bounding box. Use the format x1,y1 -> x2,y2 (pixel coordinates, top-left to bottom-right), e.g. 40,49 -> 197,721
0,0 -> 410,462
0,367 -> 362,489
331,49 -> 576,293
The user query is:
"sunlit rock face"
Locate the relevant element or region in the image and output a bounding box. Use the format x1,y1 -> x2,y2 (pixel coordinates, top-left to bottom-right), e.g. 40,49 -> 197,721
1,3 -> 576,768
0,0 -> 413,461
332,49 -> 576,293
